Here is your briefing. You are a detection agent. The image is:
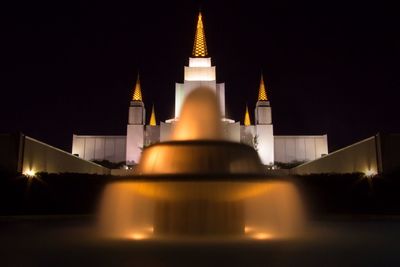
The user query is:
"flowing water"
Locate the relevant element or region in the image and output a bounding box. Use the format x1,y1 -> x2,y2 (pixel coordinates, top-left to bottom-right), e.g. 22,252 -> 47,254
99,180 -> 305,239
98,87 -> 305,240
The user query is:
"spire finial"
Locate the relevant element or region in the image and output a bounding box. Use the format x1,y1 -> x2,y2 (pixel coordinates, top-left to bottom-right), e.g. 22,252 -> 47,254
244,104 -> 251,126
258,73 -> 268,101
192,12 -> 208,57
132,73 -> 143,101
149,104 -> 156,126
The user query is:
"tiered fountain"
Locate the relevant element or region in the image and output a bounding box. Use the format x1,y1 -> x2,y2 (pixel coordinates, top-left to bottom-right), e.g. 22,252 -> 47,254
99,87 -> 305,240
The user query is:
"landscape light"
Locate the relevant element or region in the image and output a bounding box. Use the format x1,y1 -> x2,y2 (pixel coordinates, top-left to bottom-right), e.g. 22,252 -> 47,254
364,169 -> 377,177
253,232 -> 273,240
128,233 -> 148,240
23,169 -> 36,177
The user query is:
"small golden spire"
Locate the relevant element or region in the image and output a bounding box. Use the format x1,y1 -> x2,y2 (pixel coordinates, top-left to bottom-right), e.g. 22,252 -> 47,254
149,104 -> 156,126
258,74 -> 268,101
192,12 -> 208,57
244,105 -> 251,126
132,74 -> 142,101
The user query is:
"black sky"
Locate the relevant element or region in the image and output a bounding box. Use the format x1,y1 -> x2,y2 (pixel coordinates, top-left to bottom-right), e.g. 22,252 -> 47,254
1,1 -> 399,152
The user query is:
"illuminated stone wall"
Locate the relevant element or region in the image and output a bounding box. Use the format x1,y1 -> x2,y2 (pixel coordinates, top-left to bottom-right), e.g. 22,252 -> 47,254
23,136 -> 110,175
291,136 -> 377,175
274,135 -> 328,163
160,122 -> 175,141
256,124 -> 274,165
174,57 -> 225,119
240,126 -> 256,148
72,135 -> 126,163
184,66 -> 216,81
126,125 -> 144,165
126,99 -> 146,165
221,122 -> 240,142
255,102 -> 272,125
145,125 -> 160,147
174,83 -> 185,118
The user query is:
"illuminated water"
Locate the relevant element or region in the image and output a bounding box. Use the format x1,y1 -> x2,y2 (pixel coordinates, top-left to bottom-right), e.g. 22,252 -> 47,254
99,180 -> 305,239
172,87 -> 223,141
98,87 -> 305,240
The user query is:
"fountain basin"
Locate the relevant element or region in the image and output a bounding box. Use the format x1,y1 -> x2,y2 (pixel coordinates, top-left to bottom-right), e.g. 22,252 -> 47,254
137,141 -> 265,175
99,178 -> 305,239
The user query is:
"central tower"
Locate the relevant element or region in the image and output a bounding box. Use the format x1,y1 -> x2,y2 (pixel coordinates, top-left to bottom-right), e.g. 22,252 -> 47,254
174,12 -> 226,118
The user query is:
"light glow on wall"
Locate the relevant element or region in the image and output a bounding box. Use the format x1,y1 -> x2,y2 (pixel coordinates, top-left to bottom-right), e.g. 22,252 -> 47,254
23,169 -> 37,177
364,169 -> 377,177
189,57 -> 212,67
184,66 -> 216,81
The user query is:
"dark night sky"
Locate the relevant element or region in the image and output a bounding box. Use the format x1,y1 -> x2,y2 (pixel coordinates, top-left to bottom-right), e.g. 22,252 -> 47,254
1,1 -> 399,152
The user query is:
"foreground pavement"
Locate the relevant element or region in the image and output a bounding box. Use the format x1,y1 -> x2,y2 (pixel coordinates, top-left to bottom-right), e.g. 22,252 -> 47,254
0,215 -> 400,266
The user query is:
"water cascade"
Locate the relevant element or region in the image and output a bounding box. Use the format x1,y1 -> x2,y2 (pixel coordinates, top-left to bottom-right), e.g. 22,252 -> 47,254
99,87 -> 305,240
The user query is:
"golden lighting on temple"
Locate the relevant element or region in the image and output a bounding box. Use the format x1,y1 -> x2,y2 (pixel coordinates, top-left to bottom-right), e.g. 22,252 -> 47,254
132,74 -> 143,101
244,105 -> 251,126
192,12 -> 208,57
149,104 -> 157,126
258,74 -> 268,101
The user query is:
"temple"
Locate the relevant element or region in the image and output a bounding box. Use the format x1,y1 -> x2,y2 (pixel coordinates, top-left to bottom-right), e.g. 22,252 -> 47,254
72,12 -> 328,166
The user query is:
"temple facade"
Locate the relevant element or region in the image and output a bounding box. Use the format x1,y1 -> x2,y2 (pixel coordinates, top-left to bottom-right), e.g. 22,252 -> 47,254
72,13 -> 328,166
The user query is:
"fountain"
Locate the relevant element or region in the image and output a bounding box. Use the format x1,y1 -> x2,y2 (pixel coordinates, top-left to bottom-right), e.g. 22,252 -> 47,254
98,87 -> 305,240
7,87 -> 398,266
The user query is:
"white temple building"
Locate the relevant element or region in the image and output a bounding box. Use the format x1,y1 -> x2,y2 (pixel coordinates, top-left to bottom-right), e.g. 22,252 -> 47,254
72,12 -> 328,167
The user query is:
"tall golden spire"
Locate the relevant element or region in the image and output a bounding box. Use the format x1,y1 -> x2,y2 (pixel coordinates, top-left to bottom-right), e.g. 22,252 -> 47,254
244,105 -> 251,126
132,74 -> 143,101
192,12 -> 208,57
149,104 -> 156,126
258,74 -> 268,101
